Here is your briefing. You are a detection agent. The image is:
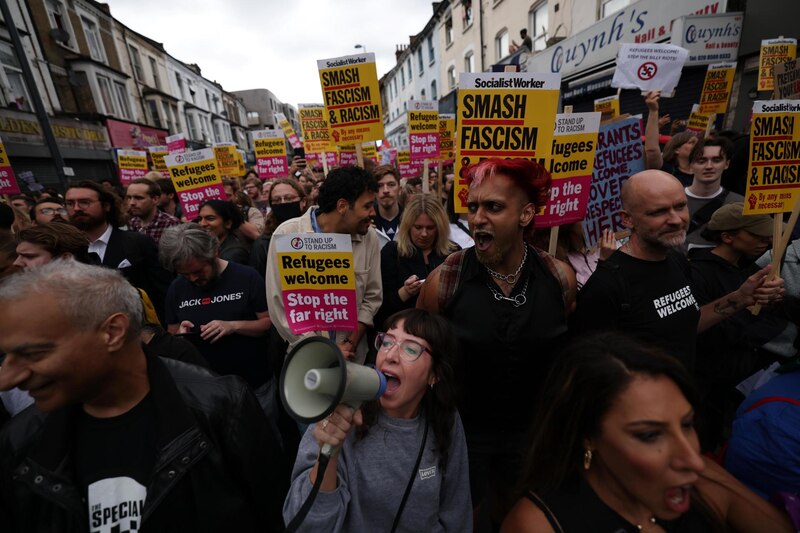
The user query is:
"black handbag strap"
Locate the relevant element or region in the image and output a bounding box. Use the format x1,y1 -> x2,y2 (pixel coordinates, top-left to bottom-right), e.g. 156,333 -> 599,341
687,189 -> 729,235
390,419 -> 429,533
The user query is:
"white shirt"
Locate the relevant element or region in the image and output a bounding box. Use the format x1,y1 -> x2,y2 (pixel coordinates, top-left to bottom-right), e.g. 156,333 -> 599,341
88,224 -> 113,262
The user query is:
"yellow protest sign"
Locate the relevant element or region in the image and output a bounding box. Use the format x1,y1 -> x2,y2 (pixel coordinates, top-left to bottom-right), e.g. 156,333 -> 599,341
0,138 -> 20,194
744,100 -> 800,214
318,53 -> 384,145
253,130 -> 289,179
439,113 -> 455,160
454,72 -> 561,213
298,104 -> 336,154
759,38 -> 797,92
686,106 -> 712,134
774,59 -> 800,100
593,95 -> 620,122
214,143 -> 240,176
275,112 -> 303,149
698,62 -> 736,115
163,148 -> 225,220
148,145 -> 168,173
117,149 -> 148,186
361,141 -> 377,162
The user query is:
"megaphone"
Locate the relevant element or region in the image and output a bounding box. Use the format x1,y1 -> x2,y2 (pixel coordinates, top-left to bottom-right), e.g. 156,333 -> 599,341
280,336 -> 387,454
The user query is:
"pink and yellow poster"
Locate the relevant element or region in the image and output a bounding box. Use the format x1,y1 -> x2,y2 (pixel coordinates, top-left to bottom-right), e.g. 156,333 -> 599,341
164,148 -> 225,220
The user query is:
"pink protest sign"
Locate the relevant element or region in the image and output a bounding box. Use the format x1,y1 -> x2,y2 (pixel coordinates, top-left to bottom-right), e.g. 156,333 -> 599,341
253,130 -> 289,179
408,100 -> 440,160
116,149 -> 148,186
275,233 -> 357,334
337,146 -> 357,167
166,133 -> 187,155
163,148 -> 225,221
535,112 -> 601,228
0,139 -> 19,194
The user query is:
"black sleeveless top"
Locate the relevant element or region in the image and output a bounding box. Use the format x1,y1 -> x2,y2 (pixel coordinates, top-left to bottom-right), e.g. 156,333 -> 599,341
527,477 -> 712,532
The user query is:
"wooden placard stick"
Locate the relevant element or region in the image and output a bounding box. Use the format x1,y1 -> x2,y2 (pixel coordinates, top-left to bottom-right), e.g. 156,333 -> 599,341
355,143 -> 364,168
422,159 -> 430,193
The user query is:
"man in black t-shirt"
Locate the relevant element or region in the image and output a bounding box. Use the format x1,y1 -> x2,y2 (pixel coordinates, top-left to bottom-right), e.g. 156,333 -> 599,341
159,225 -> 278,420
575,170 -> 785,370
0,260 -> 286,532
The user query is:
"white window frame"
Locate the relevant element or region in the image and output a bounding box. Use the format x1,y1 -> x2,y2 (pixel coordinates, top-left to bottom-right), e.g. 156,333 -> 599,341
447,64 -> 456,89
149,56 -> 161,90
601,0 -> 629,18
78,11 -> 106,63
96,73 -> 115,115
464,51 -> 475,73
0,41 -> 31,111
529,2 -> 548,52
128,45 -> 143,81
431,80 -> 437,100
428,35 -> 435,65
113,81 -> 131,120
44,0 -> 76,51
445,16 -> 454,46
496,29 -> 509,60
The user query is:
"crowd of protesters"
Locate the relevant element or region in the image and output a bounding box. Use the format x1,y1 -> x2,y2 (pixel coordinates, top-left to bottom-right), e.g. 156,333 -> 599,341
0,110 -> 798,533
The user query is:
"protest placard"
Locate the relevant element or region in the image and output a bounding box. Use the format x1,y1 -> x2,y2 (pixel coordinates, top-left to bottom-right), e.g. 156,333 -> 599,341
213,143 -> 240,176
594,95 -> 620,122
744,100 -> 800,215
612,44 -> 689,94
164,148 -> 225,220
535,112 -> 601,228
298,104 -> 336,154
397,149 -> 422,179
0,139 -> 19,195
318,53 -> 384,145
774,59 -> 800,100
116,149 -> 148,186
758,38 -> 797,92
275,233 -> 358,334
253,130 -> 289,180
455,72 -> 561,213
148,145 -> 169,178
439,113 -> 455,161
698,62 -> 736,114
685,104 -> 712,134
166,133 -> 186,155
307,151 -> 337,169
275,112 -> 303,149
582,115 -> 645,247
16,170 -> 40,192
337,145 -> 357,167
408,100 -> 439,160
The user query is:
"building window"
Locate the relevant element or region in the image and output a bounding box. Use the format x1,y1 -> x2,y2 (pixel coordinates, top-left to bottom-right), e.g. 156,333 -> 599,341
247,111 -> 259,122
445,16 -> 453,46
175,72 -> 184,99
401,67 -> 405,88
463,0 -> 474,29
128,45 -> 143,80
464,51 -> 474,73
162,101 -> 173,131
431,80 -> 437,100
393,78 -> 398,95
149,57 -> 160,90
205,89 -> 211,110
601,0 -> 628,17
421,88 -> 426,99
447,65 -> 456,89
0,42 -> 31,110
187,112 -> 199,140
496,29 -> 509,60
80,16 -> 105,62
96,74 -> 115,114
44,0 -> 74,48
428,35 -> 435,64
407,58 -> 412,81
146,100 -> 160,128
418,49 -> 424,75
529,2 -> 548,52
113,81 -> 131,119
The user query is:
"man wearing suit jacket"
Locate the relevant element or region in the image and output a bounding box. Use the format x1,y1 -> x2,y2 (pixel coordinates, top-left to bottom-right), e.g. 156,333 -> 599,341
65,180 -> 173,322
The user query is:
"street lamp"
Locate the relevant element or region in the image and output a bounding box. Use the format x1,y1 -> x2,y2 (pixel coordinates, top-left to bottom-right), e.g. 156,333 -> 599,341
354,44 -> 367,54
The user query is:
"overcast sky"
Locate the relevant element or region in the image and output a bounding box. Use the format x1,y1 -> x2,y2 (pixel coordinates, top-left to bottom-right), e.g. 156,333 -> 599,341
108,0 -> 437,106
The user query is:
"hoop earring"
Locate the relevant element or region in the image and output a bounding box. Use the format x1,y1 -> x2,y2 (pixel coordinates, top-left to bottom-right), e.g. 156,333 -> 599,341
583,449 -> 592,470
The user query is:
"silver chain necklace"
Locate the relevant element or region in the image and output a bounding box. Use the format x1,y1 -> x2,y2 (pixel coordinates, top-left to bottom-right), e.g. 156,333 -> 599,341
486,277 -> 529,307
484,244 -> 528,285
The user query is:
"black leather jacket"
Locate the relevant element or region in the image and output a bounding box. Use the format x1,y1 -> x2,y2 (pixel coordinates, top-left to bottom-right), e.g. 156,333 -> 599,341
0,355 -> 287,532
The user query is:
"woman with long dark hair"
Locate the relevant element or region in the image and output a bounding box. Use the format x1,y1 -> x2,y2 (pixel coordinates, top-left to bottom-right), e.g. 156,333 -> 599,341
501,333 -> 792,533
283,309 -> 472,532
196,199 -> 249,265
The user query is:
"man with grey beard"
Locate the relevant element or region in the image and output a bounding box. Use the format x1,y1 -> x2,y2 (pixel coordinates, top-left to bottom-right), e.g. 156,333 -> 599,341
575,169 -> 785,371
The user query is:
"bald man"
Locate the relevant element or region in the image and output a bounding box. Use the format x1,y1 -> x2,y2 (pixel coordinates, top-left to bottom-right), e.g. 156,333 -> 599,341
574,170 -> 785,370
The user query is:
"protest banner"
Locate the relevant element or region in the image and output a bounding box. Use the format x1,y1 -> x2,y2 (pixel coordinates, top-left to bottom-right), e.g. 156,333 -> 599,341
535,112 -> 601,228
16,170 -> 41,193
594,95 -> 620,122
275,112 -> 303,149
298,104 -> 336,155
583,115 -> 645,248
0,138 -> 19,195
166,133 -> 186,155
774,59 -> 800,100
612,44 -> 689,94
685,104 -> 712,134
758,38 -> 797,92
455,71 -> 561,213
148,145 -> 169,178
307,151 -> 337,169
213,143 -> 240,176
164,148 -> 225,220
744,100 -> 800,215
253,130 -> 289,180
670,12 -> 743,66
275,233 -> 358,334
397,149 -> 422,179
116,149 -> 148,186
439,113 -> 455,161
361,142 -> 378,163
698,62 -> 736,114
318,53 -> 384,145
408,100 -> 440,160
236,149 -> 246,175
336,145 -> 358,167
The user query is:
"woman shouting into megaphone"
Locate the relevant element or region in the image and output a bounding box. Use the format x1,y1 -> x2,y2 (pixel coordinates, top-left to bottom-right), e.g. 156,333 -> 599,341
283,308 -> 473,532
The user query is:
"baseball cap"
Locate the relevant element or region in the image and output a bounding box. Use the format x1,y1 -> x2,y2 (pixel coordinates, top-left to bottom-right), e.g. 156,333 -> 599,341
707,202 -> 775,237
